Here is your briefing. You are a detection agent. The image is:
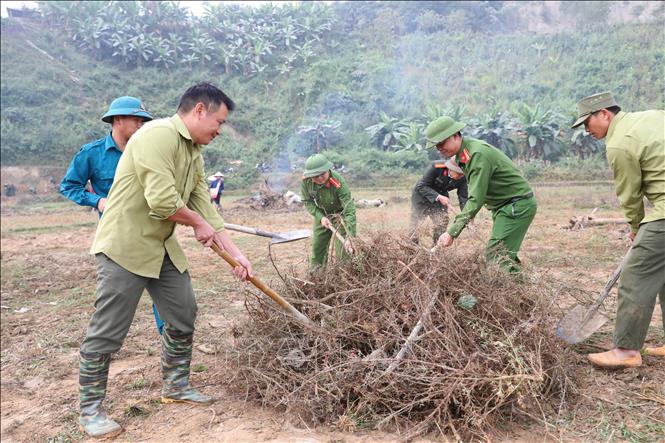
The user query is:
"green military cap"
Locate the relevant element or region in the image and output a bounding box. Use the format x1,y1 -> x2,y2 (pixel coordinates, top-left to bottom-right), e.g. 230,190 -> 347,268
425,116 -> 466,148
571,91 -> 618,128
302,153 -> 333,178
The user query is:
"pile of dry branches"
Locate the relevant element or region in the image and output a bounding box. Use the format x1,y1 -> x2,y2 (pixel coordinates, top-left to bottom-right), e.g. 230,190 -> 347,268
224,233 -> 576,440
233,179 -> 302,211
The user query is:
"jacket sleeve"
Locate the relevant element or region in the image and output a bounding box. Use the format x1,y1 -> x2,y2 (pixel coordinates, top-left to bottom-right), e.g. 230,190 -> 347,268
59,148 -> 102,209
187,161 -> 224,231
132,126 -> 186,220
414,166 -> 441,204
606,140 -> 644,233
338,176 -> 357,236
447,153 -> 490,238
456,178 -> 469,210
301,179 -> 325,220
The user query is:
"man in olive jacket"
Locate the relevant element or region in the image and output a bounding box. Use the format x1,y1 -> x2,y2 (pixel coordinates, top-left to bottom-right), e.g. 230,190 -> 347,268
78,83 -> 254,438
300,153 -> 356,267
572,91 -> 665,369
428,116 -> 537,273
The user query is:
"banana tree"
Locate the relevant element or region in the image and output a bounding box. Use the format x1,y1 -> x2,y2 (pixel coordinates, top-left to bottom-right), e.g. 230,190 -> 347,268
514,103 -> 565,161
166,33 -> 184,64
111,31 -> 135,66
297,118 -> 342,153
180,53 -> 200,69
129,34 -> 154,68
365,112 -> 407,151
187,31 -> 215,65
466,111 -> 518,158
152,38 -> 175,70
569,128 -> 604,159
394,122 -> 425,152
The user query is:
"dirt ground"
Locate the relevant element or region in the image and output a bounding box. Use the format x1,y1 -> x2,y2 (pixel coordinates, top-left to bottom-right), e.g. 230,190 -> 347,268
1,174 -> 663,443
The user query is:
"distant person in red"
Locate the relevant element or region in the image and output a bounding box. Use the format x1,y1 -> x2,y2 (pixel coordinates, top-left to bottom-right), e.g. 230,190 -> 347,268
209,171 -> 224,208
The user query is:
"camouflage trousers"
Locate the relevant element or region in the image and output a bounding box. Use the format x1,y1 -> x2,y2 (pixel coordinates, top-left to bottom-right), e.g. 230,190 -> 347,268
409,202 -> 449,245
79,351 -> 111,418
161,328 -> 194,392
79,328 -> 198,415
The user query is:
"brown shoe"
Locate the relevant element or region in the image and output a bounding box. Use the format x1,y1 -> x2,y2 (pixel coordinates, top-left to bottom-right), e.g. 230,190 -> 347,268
644,345 -> 665,357
587,350 -> 642,368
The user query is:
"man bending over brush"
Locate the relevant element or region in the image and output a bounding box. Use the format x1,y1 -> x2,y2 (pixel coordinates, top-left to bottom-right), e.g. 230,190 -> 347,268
572,91 -> 665,369
300,153 -> 356,268
427,116 -> 537,274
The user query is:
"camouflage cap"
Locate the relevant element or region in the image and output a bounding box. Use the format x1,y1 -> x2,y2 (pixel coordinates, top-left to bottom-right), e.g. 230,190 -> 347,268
571,91 -> 618,128
425,116 -> 466,148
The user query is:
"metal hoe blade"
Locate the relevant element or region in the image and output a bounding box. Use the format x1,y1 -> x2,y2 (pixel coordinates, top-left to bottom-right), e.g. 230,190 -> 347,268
270,229 -> 312,244
556,305 -> 609,345
556,248 -> 631,344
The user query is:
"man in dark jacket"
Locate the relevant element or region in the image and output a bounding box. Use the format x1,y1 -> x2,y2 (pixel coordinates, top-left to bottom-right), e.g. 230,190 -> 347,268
410,157 -> 468,245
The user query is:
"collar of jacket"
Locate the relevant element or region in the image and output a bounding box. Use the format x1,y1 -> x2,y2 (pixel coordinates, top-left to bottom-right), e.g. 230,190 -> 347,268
606,111 -> 626,142
104,132 -> 121,152
325,176 -> 341,189
456,138 -> 471,165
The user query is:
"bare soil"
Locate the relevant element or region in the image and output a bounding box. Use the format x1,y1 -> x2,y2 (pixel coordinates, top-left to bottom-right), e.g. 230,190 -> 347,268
1,173 -> 663,442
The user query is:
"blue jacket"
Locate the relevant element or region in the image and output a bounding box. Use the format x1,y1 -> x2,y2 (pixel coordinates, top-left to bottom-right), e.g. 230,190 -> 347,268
59,133 -> 122,210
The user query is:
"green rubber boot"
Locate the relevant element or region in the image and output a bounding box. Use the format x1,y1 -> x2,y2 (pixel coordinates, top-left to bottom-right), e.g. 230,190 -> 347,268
160,328 -> 215,405
79,351 -> 123,439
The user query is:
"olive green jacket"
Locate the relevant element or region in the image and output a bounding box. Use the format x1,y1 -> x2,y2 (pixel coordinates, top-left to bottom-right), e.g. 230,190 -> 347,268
300,170 -> 356,236
605,110 -> 665,233
447,137 -> 532,238
91,114 -> 224,278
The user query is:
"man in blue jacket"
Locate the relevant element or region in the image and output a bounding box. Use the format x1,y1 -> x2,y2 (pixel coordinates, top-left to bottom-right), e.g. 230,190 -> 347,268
60,96 -> 164,334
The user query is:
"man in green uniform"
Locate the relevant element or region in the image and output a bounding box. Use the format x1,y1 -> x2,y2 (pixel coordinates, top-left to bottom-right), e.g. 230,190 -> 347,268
571,92 -> 665,369
300,153 -> 356,267
427,116 -> 537,273
410,157 -> 468,245
77,83 -> 254,438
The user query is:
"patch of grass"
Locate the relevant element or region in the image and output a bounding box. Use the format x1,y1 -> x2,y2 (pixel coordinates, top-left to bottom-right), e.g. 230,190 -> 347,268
127,378 -> 147,390
46,432 -> 73,443
6,221 -> 96,234
124,405 -> 149,417
191,363 -> 207,373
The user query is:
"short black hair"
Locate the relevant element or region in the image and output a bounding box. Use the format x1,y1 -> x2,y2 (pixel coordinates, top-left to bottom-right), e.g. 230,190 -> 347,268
177,82 -> 235,114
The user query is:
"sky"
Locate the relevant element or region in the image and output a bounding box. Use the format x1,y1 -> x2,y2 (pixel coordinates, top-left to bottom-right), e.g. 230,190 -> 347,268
0,1 -> 303,17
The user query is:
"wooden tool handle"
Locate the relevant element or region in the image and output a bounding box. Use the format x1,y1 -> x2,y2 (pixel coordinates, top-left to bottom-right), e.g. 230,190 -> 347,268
210,244 -> 316,328
224,223 -> 275,239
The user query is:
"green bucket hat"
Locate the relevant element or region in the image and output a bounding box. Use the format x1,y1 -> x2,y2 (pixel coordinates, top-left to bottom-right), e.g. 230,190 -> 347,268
571,91 -> 618,128
302,154 -> 333,178
425,116 -> 466,148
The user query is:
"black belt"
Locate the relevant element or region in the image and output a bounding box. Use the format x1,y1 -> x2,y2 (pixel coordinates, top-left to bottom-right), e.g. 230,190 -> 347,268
499,191 -> 534,208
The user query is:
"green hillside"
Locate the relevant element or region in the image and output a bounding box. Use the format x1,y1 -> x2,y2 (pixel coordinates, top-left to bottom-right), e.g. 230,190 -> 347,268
1,1 -> 664,186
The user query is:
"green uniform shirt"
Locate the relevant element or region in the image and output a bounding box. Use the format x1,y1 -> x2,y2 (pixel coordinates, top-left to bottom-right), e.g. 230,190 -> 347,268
447,137 -> 532,238
91,114 -> 224,278
300,170 -> 357,236
605,110 -> 665,233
